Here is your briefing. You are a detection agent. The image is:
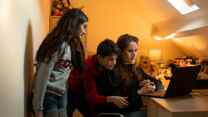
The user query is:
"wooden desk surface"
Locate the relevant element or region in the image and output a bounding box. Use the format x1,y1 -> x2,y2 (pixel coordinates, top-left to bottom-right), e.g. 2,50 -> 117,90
151,95 -> 208,112
147,90 -> 208,117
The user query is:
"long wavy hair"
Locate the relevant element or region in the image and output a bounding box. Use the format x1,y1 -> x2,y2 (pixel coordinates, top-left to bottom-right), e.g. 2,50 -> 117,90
36,8 -> 88,71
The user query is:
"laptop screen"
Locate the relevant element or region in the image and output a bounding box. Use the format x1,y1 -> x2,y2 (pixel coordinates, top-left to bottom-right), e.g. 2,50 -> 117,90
165,65 -> 201,97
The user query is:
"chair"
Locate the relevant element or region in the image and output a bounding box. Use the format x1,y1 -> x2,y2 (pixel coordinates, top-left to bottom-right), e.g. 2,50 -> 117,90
98,113 -> 124,117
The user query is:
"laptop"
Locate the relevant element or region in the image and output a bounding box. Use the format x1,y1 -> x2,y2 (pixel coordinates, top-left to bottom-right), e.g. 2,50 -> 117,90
141,65 -> 201,98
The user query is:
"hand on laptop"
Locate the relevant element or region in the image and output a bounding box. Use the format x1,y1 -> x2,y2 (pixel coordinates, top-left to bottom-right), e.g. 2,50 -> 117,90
138,79 -> 156,94
139,79 -> 154,87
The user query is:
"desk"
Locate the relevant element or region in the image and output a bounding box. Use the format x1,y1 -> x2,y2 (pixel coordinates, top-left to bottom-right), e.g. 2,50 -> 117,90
147,95 -> 208,117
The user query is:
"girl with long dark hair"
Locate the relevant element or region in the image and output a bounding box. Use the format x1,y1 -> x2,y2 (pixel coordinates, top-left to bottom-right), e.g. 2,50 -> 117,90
32,8 -> 88,117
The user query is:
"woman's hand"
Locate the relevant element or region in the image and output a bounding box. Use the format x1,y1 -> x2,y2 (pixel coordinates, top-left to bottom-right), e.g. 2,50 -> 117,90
138,80 -> 156,94
107,96 -> 129,108
139,79 -> 153,87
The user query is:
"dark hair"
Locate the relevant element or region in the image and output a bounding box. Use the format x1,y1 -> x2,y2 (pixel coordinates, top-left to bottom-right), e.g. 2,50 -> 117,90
96,39 -> 120,57
117,34 -> 139,52
36,8 -> 88,70
116,34 -> 139,64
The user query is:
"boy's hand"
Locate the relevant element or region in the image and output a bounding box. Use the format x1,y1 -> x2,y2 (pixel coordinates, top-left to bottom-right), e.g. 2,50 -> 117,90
107,96 -> 129,108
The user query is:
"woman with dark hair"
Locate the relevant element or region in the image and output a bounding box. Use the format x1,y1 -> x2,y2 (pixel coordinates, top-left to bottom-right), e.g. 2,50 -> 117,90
115,34 -> 163,117
32,8 -> 88,117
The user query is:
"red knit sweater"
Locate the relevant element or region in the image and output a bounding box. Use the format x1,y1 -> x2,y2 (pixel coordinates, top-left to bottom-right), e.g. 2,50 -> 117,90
68,55 -> 107,106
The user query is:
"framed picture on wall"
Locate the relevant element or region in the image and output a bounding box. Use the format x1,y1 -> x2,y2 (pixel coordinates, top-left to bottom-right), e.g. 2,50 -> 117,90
51,0 -> 71,16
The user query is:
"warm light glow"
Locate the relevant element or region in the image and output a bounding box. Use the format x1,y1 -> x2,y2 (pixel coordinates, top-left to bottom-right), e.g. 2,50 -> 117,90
167,0 -> 200,15
154,36 -> 164,40
153,33 -> 176,40
164,33 -> 176,39
173,36 -> 207,51
149,49 -> 162,60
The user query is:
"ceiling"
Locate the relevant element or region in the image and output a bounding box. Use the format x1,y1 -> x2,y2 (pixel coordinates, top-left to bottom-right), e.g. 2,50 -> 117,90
135,0 -> 180,24
135,0 -> 208,24
139,0 -> 208,37
134,0 -> 208,59
83,0 -> 208,59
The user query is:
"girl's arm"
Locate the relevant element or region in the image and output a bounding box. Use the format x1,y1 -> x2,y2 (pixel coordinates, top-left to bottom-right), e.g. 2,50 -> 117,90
32,62 -> 50,112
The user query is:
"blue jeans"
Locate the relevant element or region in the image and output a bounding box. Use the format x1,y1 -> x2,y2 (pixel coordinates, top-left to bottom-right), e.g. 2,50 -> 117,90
43,92 -> 67,112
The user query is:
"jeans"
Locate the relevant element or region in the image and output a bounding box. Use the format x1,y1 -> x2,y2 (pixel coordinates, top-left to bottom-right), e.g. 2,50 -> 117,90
43,92 -> 67,113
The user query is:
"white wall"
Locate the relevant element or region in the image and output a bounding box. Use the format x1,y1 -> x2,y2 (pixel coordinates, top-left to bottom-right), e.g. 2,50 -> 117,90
84,0 -> 185,60
0,0 -> 50,116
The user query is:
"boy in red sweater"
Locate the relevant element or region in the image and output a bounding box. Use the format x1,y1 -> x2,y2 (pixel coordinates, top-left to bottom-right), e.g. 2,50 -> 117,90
82,39 -> 128,116
68,39 -> 128,117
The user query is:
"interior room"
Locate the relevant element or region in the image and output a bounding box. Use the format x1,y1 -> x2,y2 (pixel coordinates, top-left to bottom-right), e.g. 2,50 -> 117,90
1,0 -> 208,117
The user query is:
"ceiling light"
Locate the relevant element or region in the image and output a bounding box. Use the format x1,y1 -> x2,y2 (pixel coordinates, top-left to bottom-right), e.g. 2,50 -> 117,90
167,0 -> 200,15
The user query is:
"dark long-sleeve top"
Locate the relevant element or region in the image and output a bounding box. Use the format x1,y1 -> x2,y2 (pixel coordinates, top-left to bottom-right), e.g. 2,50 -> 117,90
115,64 -> 163,91
114,64 -> 163,111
